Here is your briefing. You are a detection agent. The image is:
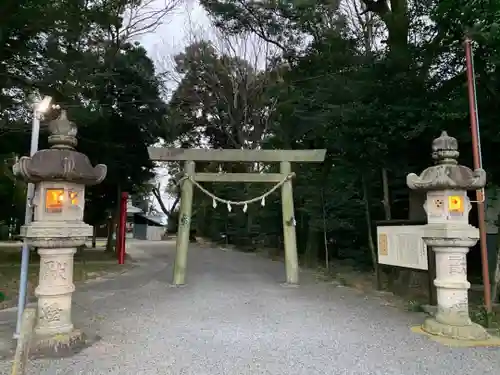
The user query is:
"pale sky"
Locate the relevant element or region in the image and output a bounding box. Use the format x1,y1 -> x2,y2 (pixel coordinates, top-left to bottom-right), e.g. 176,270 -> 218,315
138,0 -> 211,215
136,0 -> 274,216
139,0 -> 211,78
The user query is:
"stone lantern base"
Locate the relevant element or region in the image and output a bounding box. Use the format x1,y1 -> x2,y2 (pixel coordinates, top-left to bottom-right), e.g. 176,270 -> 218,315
30,329 -> 94,358
422,317 -> 490,341
22,225 -> 99,357
419,227 -> 491,342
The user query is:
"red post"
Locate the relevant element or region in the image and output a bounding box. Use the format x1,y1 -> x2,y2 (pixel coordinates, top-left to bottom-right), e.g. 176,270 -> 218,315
117,192 -> 128,265
464,37 -> 492,313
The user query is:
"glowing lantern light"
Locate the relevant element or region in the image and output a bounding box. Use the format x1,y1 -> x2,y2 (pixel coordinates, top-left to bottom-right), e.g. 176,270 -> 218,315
68,190 -> 79,205
448,195 -> 464,213
45,189 -> 65,213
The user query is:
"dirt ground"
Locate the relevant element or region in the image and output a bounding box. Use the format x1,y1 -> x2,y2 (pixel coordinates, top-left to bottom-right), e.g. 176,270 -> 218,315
195,237 -> 500,334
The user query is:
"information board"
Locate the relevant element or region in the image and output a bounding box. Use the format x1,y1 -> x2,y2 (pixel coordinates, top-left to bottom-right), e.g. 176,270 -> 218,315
377,225 -> 428,270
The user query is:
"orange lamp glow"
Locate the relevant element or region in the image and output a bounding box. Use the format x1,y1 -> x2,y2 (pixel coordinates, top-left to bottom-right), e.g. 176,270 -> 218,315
45,189 -> 64,213
448,195 -> 464,213
68,190 -> 79,205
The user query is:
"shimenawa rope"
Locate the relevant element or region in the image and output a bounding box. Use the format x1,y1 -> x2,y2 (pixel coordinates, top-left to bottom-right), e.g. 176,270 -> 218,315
177,173 -> 294,212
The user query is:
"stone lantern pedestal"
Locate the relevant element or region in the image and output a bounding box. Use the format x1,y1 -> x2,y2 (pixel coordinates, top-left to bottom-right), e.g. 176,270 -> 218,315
407,131 -> 489,341
13,110 -> 107,355
23,221 -> 92,343
422,227 -> 488,340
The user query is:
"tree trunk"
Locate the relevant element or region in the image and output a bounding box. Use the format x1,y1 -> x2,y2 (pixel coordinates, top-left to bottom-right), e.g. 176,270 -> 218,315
321,189 -> 329,270
386,0 -> 409,61
381,168 -> 391,220
152,186 -> 180,219
303,162 -> 333,268
105,215 -> 114,252
92,226 -> 97,248
304,223 -> 319,268
246,211 -> 254,248
113,185 -> 121,253
381,169 -> 399,289
361,0 -> 410,65
362,174 -> 378,273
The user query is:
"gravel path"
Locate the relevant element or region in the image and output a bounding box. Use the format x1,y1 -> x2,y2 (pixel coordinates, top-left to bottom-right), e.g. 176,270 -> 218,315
0,239 -> 499,374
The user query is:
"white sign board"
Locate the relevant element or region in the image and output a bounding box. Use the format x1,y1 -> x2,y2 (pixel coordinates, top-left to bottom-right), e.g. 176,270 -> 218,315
377,225 -> 428,270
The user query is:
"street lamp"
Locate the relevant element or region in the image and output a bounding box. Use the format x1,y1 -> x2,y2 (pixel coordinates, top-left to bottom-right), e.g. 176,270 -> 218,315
14,95 -> 53,339
37,96 -> 52,114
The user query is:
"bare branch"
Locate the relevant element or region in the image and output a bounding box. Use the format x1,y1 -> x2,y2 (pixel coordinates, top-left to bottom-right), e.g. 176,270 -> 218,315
120,0 -> 183,41
152,184 -> 180,218
232,0 -> 290,54
341,0 -> 385,54
152,3 -> 282,170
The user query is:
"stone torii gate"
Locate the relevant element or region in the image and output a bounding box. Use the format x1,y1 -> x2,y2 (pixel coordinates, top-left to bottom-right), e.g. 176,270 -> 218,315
148,148 -> 326,286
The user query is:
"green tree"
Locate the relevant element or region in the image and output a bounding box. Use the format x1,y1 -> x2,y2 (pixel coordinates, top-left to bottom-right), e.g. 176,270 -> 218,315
0,0 -> 178,245
175,0 -> 500,287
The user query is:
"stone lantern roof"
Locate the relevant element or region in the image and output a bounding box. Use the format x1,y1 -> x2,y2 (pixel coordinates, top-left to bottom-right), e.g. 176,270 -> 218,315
406,131 -> 486,191
13,110 -> 107,185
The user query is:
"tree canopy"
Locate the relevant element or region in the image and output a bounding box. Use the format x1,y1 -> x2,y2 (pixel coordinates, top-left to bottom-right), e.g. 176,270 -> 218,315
0,0 -> 177,236
160,0 -> 500,295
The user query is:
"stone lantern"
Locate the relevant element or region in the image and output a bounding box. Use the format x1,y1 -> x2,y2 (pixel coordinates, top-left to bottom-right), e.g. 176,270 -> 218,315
13,110 -> 107,353
406,131 -> 488,340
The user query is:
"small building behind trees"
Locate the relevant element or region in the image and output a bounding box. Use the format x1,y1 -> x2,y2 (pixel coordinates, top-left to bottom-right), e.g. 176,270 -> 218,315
132,213 -> 166,241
